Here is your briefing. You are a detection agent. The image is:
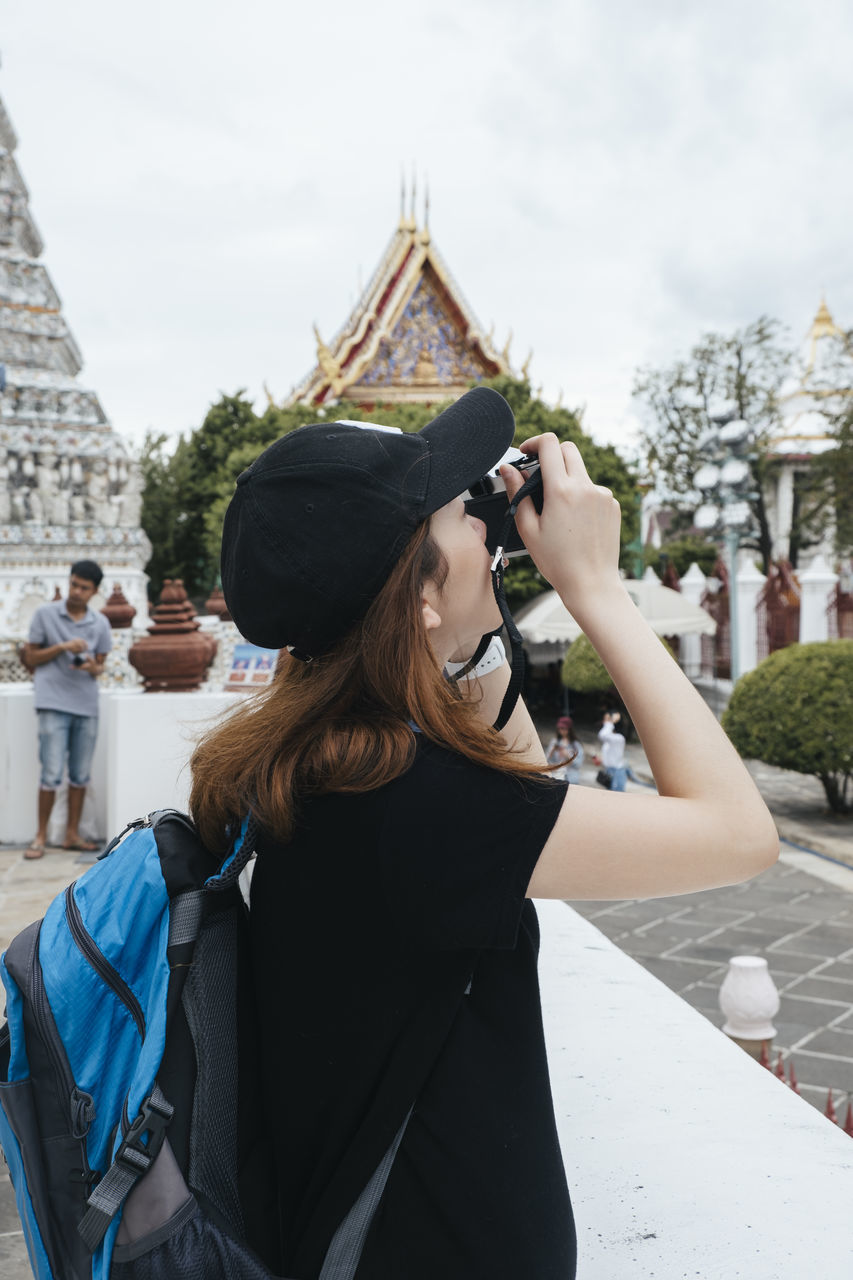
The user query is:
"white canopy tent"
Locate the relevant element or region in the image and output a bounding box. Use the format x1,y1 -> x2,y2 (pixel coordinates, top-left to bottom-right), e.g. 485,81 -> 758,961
515,572 -> 716,655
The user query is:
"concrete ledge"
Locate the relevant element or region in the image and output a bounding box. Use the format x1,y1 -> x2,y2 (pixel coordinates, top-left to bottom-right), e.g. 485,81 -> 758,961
539,899 -> 853,1278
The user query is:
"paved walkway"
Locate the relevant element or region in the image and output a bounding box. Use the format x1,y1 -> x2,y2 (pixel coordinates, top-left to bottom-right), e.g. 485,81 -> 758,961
0,744 -> 850,1274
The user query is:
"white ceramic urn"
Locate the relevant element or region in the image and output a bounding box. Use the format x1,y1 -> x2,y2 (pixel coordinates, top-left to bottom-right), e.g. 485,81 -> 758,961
719,955 -> 780,1040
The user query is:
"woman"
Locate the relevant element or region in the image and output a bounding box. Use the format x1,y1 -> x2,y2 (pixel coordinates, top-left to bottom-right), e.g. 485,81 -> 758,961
545,715 -> 584,783
190,387 -> 777,1280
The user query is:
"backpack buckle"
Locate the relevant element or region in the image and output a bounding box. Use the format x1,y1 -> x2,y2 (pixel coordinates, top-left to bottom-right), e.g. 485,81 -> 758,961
117,1090 -> 174,1175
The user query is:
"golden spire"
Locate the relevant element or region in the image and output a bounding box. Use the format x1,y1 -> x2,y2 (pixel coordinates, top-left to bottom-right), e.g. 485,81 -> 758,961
410,166 -> 417,229
262,380 -> 276,408
521,349 -> 533,380
812,296 -> 840,339
501,329 -> 513,367
807,295 -> 843,372
399,170 -> 407,229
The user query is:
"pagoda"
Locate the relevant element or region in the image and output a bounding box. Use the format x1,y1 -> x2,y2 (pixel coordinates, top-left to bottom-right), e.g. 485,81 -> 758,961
765,297 -> 852,561
0,82 -> 151,639
286,185 -> 522,408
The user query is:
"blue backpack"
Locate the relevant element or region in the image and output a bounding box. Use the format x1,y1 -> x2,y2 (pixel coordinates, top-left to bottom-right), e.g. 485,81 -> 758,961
0,810 -> 409,1280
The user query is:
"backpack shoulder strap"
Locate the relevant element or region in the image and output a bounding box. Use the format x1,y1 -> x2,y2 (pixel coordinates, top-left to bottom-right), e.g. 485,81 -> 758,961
318,1108 -> 412,1280
77,812 -> 255,1255
77,1084 -> 174,1252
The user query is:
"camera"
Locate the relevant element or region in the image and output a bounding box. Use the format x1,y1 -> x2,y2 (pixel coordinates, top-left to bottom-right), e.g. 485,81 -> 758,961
71,654 -> 86,667
464,448 -> 544,558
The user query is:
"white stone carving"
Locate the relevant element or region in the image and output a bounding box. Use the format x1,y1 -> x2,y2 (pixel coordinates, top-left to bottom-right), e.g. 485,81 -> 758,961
0,89 -> 151,642
719,955 -> 780,1041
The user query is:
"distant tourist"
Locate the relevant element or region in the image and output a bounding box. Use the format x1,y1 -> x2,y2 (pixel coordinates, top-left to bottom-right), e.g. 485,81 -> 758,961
24,560 -> 111,857
546,715 -> 585,782
598,710 -> 628,791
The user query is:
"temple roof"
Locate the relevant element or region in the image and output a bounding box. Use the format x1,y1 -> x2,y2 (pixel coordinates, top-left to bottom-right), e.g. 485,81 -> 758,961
285,196 -> 521,407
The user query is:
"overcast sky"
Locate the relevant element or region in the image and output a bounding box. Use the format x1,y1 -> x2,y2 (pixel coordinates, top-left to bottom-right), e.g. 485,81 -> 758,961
4,0 -> 852,457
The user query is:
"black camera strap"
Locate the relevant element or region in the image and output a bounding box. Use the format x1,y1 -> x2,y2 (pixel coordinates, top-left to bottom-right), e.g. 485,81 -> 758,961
488,471 -> 542,732
446,471 -> 540,732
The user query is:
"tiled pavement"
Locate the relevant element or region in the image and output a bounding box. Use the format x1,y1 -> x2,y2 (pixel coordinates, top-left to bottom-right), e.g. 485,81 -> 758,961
572,854 -> 853,1116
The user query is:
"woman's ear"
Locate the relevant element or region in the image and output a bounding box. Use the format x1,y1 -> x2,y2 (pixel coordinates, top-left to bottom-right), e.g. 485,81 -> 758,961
421,594 -> 442,632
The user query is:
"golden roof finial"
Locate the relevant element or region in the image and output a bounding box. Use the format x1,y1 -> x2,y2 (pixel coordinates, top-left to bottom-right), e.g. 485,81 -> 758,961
555,387 -> 563,410
262,380 -> 276,408
313,323 -> 344,395
501,329 -> 513,367
411,165 -> 417,229
399,169 -> 407,229
521,349 -> 533,380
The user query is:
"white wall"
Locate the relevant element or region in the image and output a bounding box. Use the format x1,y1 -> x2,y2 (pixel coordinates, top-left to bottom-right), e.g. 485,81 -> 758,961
104,691 -> 237,835
0,687 -> 238,844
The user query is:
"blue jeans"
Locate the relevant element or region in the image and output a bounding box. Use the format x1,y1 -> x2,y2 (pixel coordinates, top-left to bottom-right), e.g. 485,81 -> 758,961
608,766 -> 628,792
37,710 -> 98,789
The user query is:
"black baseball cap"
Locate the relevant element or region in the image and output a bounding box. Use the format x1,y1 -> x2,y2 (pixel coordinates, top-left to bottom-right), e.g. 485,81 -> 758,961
220,386 -> 516,655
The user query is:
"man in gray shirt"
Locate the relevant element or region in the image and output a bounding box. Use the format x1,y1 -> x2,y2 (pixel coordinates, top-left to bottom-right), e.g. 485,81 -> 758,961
24,560 -> 112,857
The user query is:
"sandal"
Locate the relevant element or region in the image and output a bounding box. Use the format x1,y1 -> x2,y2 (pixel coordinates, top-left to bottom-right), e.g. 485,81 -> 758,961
24,840 -> 46,860
63,836 -> 99,852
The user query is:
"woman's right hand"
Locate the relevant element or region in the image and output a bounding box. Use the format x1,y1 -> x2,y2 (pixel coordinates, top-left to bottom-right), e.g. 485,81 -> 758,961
501,433 -> 623,620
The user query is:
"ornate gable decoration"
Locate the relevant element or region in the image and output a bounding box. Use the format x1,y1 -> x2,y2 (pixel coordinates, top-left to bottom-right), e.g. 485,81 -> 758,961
286,198 -> 518,407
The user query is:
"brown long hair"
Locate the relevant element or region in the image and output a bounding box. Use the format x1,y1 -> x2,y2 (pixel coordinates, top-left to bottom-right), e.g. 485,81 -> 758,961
190,521 -> 545,851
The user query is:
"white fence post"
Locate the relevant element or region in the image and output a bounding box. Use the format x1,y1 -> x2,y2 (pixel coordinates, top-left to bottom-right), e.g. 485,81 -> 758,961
680,562 -> 707,678
798,554 -> 838,644
735,556 -> 766,677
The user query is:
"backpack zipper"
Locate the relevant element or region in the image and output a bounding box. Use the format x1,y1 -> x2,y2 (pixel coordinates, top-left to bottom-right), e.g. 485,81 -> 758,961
30,927 -> 96,1141
64,885 -> 146,1040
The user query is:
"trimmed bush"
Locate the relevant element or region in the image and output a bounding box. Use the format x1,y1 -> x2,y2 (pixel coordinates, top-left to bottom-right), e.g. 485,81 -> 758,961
561,632 -> 676,694
561,634 -> 611,693
722,640 -> 853,815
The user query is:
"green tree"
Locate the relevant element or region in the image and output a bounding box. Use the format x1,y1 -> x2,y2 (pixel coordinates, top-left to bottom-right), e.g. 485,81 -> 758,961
795,398 -> 853,561
634,318 -> 795,573
722,641 -> 853,814
644,535 -> 719,579
139,431 -> 194,597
